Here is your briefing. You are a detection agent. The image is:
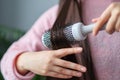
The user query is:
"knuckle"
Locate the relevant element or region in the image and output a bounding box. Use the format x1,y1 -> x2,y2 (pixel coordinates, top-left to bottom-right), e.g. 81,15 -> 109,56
75,64 -> 80,69
44,65 -> 48,70
113,9 -> 120,15
56,49 -> 67,55
42,65 -> 50,74
70,63 -> 76,68
57,75 -> 64,78
52,73 -> 58,77
60,48 -> 68,53
63,61 -> 69,66
72,48 -> 76,53
106,27 -> 114,34
110,2 -> 117,8
70,71 -> 73,75
115,27 -> 119,32
74,65 -> 79,70
42,69 -> 48,75
64,70 -> 71,75
99,17 -> 104,21
48,58 -> 53,64
46,57 -> 54,64
50,51 -> 56,57
69,48 -> 75,52
59,68 -> 64,73
72,71 -> 77,76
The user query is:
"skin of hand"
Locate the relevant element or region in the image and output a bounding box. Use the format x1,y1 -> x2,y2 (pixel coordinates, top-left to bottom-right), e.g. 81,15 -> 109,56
16,47 -> 87,79
92,2 -> 120,35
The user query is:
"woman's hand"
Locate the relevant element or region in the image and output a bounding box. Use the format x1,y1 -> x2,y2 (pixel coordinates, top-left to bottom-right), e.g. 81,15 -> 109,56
16,47 -> 86,79
92,2 -> 120,35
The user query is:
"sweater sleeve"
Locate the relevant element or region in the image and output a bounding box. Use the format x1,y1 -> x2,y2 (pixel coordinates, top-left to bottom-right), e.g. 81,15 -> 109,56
0,5 -> 58,80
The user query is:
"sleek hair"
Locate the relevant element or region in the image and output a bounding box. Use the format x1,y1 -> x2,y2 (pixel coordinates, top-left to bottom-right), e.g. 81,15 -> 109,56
47,0 -> 97,80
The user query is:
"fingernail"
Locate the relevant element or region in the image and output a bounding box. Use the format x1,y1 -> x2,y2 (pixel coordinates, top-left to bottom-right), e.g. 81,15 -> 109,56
81,67 -> 87,72
76,73 -> 82,77
76,48 -> 82,51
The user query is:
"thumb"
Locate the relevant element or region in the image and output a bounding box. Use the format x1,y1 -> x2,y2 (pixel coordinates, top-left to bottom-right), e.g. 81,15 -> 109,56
54,47 -> 83,58
92,17 -> 100,22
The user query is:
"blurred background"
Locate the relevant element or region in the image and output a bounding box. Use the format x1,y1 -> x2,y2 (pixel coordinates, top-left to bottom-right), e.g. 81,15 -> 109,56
0,0 -> 58,80
0,0 -> 59,31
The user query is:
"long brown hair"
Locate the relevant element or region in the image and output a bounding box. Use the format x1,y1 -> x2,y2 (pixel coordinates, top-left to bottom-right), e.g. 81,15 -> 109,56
47,0 -> 97,80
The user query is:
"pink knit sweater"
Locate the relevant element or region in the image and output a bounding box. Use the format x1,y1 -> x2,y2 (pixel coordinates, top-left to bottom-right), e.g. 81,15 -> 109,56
1,0 -> 120,80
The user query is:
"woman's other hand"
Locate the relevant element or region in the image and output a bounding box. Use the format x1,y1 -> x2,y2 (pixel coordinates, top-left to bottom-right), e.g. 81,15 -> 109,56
16,47 -> 87,79
92,2 -> 120,35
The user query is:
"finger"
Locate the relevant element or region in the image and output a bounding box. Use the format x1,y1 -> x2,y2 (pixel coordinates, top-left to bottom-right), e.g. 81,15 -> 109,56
92,17 -> 100,22
50,65 -> 82,77
106,12 -> 118,34
53,58 -> 86,72
93,6 -> 112,36
116,17 -> 120,32
46,71 -> 72,79
54,47 -> 82,58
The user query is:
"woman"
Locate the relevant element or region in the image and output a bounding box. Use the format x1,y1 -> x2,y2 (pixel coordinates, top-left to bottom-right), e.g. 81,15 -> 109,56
1,0 -> 120,80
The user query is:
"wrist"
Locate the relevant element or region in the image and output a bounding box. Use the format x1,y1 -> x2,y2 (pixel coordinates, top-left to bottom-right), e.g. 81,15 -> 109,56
15,52 -> 29,75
